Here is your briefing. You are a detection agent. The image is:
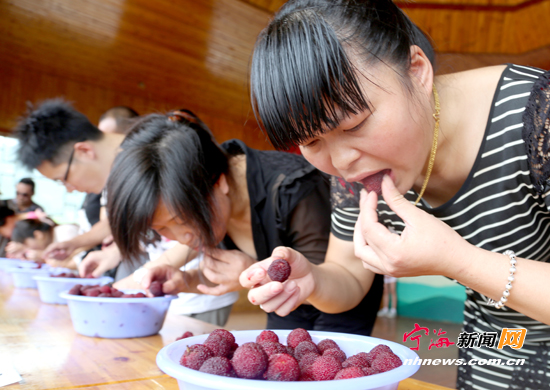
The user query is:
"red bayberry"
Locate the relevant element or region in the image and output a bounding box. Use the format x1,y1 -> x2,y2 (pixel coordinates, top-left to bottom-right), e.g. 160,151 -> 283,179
259,341 -> 288,357
342,352 -> 370,369
370,353 -> 402,373
294,341 -> 319,361
180,344 -> 213,370
176,331 -> 194,341
310,355 -> 341,381
256,330 -> 279,344
334,366 -> 365,379
323,348 -> 346,364
287,328 -> 312,349
265,353 -> 300,381
267,258 -> 291,283
149,281 -> 165,297
317,339 -> 340,354
204,333 -> 232,357
199,356 -> 236,377
231,344 -> 268,379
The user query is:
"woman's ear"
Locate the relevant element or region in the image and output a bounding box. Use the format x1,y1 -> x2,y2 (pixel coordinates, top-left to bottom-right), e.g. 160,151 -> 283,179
215,173 -> 230,195
409,45 -> 434,95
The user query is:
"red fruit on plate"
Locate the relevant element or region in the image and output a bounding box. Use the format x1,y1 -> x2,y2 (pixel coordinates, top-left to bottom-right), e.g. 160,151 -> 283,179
68,284 -> 82,295
231,343 -> 268,379
334,366 -> 365,379
309,355 -> 341,381
370,352 -> 403,373
323,348 -> 347,364
259,341 -> 287,357
204,333 -> 232,357
342,352 -> 370,369
208,329 -> 236,344
317,339 -> 340,354
180,344 -> 213,370
265,353 -> 300,381
256,330 -> 279,344
199,356 -> 236,377
294,341 -> 319,361
287,328 -> 312,349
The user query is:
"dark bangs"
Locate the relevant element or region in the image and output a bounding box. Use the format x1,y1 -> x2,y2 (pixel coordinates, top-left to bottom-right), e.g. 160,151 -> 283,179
107,144 -> 162,262
251,10 -> 370,150
107,114 -> 229,262
250,0 -> 433,151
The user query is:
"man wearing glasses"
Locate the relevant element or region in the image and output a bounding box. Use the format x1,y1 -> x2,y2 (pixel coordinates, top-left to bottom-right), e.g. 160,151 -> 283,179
7,178 -> 44,214
13,99 -> 126,268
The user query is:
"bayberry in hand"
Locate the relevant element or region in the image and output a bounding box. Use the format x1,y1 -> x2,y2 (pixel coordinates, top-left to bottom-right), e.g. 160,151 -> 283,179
267,258 -> 291,283
149,281 -> 165,297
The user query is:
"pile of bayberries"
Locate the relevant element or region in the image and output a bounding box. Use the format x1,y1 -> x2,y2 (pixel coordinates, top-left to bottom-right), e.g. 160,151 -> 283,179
179,328 -> 402,381
67,281 -> 164,298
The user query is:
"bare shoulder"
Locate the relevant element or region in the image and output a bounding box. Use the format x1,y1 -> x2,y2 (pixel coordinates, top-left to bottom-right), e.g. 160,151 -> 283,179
439,65 -> 507,94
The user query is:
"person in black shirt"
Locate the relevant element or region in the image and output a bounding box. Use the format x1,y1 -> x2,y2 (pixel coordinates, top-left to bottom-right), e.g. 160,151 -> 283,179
106,110 -> 381,334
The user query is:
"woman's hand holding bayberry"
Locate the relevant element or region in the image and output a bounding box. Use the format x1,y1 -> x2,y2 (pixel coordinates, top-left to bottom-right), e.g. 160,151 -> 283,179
239,247 -> 316,316
354,175 -> 470,279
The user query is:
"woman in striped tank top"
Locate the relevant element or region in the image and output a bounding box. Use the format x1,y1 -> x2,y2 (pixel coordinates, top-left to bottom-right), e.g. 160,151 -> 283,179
242,0 -> 550,388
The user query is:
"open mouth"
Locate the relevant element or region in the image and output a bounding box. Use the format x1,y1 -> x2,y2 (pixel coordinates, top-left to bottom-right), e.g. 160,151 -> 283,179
359,169 -> 390,196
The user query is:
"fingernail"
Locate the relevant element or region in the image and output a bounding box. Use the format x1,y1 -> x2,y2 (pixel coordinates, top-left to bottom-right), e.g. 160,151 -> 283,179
270,283 -> 283,294
360,189 -> 367,201
284,280 -> 296,292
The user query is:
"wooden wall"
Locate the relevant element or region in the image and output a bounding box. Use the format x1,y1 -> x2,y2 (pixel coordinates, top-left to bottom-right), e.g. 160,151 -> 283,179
1,0 -> 549,146
0,0 -> 273,149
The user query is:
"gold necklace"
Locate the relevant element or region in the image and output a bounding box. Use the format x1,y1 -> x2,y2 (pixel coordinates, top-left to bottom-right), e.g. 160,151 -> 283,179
414,84 -> 440,206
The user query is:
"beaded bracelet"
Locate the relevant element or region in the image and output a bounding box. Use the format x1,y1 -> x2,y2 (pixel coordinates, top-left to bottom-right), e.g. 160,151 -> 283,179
488,250 -> 517,309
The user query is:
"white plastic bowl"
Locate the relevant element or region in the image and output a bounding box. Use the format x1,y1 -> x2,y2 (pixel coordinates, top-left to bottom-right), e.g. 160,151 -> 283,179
33,274 -> 114,304
59,289 -> 177,338
156,330 -> 420,390
0,258 -> 41,271
7,266 -> 50,288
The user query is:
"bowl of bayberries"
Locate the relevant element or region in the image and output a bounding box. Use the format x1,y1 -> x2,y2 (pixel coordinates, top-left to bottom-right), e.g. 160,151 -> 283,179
59,282 -> 176,338
7,263 -> 50,288
156,328 -> 419,390
33,272 -> 113,305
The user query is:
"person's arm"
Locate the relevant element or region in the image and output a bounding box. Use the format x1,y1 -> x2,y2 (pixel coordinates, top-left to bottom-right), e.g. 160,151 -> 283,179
114,243 -> 200,291
355,174 -> 550,325
43,218 -> 111,260
240,183 -> 376,315
77,244 -> 121,278
240,235 -> 374,316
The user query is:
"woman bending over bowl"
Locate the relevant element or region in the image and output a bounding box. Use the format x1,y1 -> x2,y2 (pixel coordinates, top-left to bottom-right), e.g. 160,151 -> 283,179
242,0 -> 550,388
105,110 -> 382,335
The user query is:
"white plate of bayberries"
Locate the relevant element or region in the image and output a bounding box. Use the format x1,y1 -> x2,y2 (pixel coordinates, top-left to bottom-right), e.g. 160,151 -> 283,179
156,328 -> 420,390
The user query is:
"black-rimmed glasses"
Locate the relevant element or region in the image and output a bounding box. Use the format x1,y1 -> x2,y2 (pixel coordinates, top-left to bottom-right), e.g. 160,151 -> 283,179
55,147 -> 76,186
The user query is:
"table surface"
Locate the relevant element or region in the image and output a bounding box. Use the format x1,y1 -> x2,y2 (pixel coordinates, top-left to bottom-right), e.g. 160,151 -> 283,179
0,271 -> 453,390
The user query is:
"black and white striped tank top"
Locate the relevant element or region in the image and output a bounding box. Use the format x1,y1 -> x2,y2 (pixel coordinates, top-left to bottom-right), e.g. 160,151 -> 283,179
331,64 -> 550,341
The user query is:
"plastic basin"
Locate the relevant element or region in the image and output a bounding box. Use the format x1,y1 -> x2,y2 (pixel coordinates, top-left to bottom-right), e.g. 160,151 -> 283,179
156,329 -> 420,390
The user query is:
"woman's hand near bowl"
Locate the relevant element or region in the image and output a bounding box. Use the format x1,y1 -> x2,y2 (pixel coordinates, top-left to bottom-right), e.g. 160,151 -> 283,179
240,247 -> 315,316
197,248 -> 256,296
78,244 -> 121,278
140,264 -> 187,296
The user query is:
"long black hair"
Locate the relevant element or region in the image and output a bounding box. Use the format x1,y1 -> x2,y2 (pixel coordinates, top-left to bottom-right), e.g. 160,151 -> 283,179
106,110 -> 229,262
250,0 -> 435,150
